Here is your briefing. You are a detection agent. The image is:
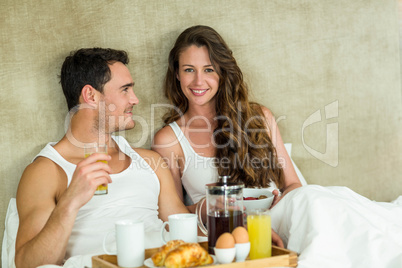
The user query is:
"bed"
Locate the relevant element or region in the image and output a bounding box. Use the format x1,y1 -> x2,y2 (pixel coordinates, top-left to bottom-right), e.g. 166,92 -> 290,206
3,144 -> 402,268
271,185 -> 402,268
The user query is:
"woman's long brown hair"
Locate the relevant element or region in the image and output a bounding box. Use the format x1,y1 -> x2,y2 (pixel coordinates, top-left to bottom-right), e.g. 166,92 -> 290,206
163,25 -> 284,189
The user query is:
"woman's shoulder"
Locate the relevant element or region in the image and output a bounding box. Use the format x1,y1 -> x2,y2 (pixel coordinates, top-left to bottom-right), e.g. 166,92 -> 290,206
152,123 -> 185,163
134,147 -> 162,161
153,124 -> 176,144
251,103 -> 274,121
152,123 -> 184,154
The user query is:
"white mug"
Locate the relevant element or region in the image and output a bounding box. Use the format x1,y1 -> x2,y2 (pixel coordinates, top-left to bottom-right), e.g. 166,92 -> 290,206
161,213 -> 197,243
103,220 -> 145,268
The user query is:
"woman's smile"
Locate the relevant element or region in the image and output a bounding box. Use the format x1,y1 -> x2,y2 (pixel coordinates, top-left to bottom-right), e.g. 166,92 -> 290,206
190,88 -> 209,96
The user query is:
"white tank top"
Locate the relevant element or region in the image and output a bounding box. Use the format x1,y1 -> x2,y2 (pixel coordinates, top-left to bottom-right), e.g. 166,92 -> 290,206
34,135 -> 163,259
169,122 -> 218,204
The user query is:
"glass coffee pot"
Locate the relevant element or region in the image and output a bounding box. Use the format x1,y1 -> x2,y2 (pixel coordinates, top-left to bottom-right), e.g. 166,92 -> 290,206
195,176 -> 245,254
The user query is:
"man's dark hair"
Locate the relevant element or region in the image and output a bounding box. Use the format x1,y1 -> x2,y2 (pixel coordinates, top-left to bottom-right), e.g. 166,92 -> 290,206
60,48 -> 129,110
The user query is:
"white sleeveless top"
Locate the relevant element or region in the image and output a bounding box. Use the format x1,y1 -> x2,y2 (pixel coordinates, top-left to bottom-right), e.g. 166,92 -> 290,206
34,135 -> 163,259
169,122 -> 218,204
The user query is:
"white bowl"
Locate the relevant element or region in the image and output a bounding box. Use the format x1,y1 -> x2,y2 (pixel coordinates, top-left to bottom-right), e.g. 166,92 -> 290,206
243,188 -> 274,212
214,247 -> 236,264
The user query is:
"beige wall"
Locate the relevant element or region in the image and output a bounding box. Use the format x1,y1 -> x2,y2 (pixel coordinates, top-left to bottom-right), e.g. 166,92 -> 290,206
1,0 -> 401,262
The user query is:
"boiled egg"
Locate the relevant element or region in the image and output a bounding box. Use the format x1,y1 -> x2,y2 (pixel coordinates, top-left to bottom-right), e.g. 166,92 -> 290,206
232,226 -> 249,243
215,232 -> 235,249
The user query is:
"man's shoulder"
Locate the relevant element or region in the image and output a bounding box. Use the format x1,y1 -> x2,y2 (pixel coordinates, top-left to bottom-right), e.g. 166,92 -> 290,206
28,155 -> 61,173
18,156 -> 65,201
21,156 -> 65,185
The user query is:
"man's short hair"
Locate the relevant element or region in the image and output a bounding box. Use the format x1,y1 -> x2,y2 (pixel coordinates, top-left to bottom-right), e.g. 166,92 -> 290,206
60,48 -> 129,111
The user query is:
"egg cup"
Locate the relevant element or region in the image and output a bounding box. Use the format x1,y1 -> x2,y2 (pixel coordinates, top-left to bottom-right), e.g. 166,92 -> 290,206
235,242 -> 250,262
214,247 -> 236,264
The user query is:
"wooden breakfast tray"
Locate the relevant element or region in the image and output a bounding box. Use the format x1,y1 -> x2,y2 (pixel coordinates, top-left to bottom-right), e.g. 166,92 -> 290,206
92,242 -> 298,268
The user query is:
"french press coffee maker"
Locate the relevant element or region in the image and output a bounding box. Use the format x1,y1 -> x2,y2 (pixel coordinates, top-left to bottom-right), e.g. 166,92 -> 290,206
196,176 -> 245,254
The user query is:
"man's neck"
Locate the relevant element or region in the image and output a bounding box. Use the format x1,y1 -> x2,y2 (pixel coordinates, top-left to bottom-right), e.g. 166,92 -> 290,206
64,110 -> 115,148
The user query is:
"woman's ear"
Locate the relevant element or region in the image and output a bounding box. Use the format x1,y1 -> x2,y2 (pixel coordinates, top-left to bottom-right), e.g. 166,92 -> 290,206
81,85 -> 97,106
176,71 -> 180,81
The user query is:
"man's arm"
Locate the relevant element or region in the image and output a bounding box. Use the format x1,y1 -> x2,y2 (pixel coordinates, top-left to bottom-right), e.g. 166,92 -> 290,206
15,153 -> 111,268
15,157 -> 76,267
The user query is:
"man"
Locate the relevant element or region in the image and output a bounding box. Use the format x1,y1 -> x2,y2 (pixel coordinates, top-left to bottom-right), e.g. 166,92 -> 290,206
15,48 -> 188,267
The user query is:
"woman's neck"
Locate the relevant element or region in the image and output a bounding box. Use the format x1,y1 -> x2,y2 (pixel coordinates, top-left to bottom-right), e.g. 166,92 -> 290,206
184,104 -> 217,128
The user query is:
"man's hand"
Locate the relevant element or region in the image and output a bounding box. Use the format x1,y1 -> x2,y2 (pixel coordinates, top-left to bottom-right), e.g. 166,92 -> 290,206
62,153 -> 112,210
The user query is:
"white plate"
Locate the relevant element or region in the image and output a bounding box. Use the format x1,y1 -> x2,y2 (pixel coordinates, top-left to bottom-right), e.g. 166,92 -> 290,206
144,255 -> 216,268
197,236 -> 208,242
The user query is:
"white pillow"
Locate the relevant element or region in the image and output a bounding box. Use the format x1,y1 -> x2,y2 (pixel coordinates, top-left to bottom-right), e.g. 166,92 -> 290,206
2,198 -> 18,268
284,143 -> 308,186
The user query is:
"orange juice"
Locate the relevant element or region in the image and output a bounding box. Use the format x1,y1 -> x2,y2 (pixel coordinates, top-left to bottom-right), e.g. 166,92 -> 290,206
84,144 -> 108,195
84,153 -> 108,164
247,210 -> 271,259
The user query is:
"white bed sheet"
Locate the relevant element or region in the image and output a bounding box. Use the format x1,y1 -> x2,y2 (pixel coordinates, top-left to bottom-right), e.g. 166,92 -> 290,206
271,185 -> 402,268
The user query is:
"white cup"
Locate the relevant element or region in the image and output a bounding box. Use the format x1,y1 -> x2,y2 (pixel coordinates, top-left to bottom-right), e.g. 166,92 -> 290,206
103,220 -> 145,268
161,213 -> 197,243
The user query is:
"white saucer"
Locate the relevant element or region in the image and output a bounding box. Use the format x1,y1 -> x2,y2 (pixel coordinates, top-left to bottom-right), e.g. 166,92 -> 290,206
197,236 -> 208,242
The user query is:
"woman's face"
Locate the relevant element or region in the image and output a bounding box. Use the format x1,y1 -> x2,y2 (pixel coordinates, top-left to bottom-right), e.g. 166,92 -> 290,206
177,45 -> 220,109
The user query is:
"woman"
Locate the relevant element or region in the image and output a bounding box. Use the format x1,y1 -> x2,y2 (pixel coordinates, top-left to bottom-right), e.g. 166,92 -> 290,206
152,25 -> 301,210
152,26 -> 402,266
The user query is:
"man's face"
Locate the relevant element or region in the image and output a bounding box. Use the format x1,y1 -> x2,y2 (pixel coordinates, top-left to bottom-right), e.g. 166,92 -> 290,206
98,62 -> 138,133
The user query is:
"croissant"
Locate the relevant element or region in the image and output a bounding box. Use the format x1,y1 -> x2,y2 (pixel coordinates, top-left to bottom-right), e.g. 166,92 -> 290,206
164,243 -> 214,268
151,240 -> 186,266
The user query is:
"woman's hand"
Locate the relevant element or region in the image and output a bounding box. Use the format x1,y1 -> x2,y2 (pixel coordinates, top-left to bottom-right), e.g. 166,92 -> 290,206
270,189 -> 282,208
272,229 -> 284,248
270,183 -> 302,208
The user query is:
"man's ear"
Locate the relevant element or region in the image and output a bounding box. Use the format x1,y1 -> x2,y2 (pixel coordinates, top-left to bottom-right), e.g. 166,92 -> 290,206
81,85 -> 97,106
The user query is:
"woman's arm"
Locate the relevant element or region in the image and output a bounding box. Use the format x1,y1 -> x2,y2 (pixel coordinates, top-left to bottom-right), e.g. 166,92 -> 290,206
135,149 -> 189,221
261,106 -> 302,206
152,126 -> 185,202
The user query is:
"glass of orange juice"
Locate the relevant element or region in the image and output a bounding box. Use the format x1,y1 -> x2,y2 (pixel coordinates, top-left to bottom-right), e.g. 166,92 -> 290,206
84,144 -> 108,195
247,209 -> 271,259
